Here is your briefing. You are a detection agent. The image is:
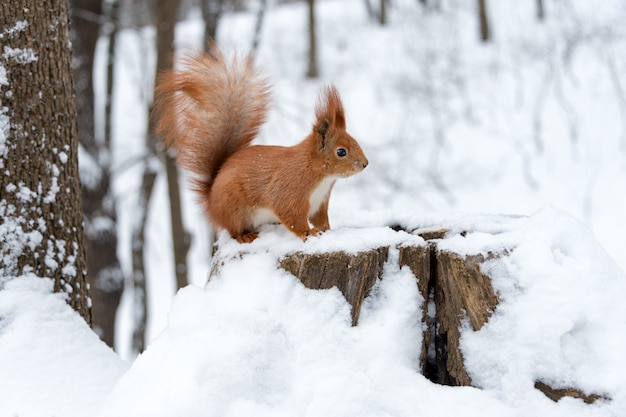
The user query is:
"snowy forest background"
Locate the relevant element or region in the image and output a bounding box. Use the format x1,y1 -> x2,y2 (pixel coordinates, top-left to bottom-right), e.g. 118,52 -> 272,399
105,0 -> 626,355
2,0 -> 626,415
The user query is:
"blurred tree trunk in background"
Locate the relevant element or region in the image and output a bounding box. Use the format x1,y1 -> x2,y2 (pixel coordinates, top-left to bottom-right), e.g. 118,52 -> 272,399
154,0 -> 190,291
0,0 -> 91,323
477,0 -> 490,42
363,0 -> 374,19
536,0 -> 545,21
202,0 -> 223,49
131,166 -> 156,354
131,0 -> 187,355
363,0 -> 389,25
69,0 -> 124,349
251,0 -> 267,54
306,0 -> 318,78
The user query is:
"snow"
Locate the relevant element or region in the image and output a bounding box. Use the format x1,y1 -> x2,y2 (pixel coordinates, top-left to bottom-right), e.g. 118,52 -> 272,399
0,65 -> 7,86
2,46 -> 38,64
78,143 -> 103,190
0,276 -> 128,417
5,211 -> 626,416
2,0 -> 626,416
0,200 -> 44,277
0,21 -> 35,65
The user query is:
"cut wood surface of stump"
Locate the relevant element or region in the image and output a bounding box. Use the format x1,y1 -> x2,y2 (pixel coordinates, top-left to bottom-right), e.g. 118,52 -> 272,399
280,247 -> 389,326
432,251 -> 500,386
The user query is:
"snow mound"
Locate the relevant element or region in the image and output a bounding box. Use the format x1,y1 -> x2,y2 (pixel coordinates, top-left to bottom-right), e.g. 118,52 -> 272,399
0,275 -> 128,417
99,209 -> 626,417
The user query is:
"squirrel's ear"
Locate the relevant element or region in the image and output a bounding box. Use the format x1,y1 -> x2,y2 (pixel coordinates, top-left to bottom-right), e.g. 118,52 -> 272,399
313,85 -> 346,149
316,119 -> 330,149
324,85 -> 345,130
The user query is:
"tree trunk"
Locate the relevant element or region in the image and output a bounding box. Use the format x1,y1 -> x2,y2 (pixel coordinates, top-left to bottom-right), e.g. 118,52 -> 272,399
131,0 -> 188,353
379,0 -> 387,25
164,152 -> 190,290
131,168 -> 157,355
251,0 -> 267,55
477,0 -> 490,42
0,0 -> 90,323
69,0 -> 124,348
536,0 -> 545,21
152,0 -> 189,291
201,0 -> 223,49
306,0 -> 318,78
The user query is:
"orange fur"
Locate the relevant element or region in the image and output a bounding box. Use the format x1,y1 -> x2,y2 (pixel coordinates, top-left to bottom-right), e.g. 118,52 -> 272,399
154,45 -> 368,242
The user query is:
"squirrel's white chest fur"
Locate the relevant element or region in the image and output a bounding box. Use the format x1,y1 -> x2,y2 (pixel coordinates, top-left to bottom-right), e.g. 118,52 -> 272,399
251,176 -> 337,228
307,176 -> 336,216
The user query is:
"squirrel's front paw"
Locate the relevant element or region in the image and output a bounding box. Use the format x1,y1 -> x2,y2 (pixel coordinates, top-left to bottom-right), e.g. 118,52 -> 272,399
295,227 -> 323,241
306,227 -> 323,239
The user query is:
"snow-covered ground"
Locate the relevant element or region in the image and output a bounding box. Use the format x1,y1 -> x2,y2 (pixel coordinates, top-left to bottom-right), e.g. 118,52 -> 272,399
3,210 -> 626,416
2,0 -> 626,416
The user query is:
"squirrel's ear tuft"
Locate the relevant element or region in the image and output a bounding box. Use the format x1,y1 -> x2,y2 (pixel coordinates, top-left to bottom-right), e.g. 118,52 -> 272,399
315,84 -> 346,130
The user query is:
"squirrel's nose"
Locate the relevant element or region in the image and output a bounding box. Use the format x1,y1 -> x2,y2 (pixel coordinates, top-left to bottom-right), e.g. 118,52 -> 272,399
362,158 -> 369,169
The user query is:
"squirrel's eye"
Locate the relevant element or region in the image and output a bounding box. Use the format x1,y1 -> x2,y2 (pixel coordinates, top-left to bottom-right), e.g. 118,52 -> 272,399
336,148 -> 347,157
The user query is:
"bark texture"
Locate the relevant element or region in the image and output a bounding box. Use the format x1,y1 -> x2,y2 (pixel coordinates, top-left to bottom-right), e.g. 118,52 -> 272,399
535,381 -> 607,404
280,247 -> 389,325
0,0 -> 90,322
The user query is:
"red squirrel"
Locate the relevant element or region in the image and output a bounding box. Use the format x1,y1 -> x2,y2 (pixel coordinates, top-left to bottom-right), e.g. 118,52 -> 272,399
154,46 -> 368,243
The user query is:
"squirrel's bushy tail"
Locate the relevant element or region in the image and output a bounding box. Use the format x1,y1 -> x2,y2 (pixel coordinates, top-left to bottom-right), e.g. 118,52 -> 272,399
154,46 -> 270,191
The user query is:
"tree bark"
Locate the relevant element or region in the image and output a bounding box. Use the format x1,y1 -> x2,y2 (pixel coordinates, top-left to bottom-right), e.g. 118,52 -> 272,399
0,0 -> 90,323
280,248 -> 388,325
131,168 -> 157,355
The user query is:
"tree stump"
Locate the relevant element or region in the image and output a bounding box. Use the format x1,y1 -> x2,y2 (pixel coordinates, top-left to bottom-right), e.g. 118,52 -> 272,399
397,242 -> 498,385
209,225 -> 606,404
280,247 -> 389,326
430,251 -> 499,386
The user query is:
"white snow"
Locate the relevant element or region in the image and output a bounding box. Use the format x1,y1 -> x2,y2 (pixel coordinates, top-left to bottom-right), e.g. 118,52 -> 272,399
2,0 -> 626,416
0,276 -> 128,417
2,20 -> 28,37
2,46 -> 38,64
5,211 -> 626,416
0,65 -> 7,86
